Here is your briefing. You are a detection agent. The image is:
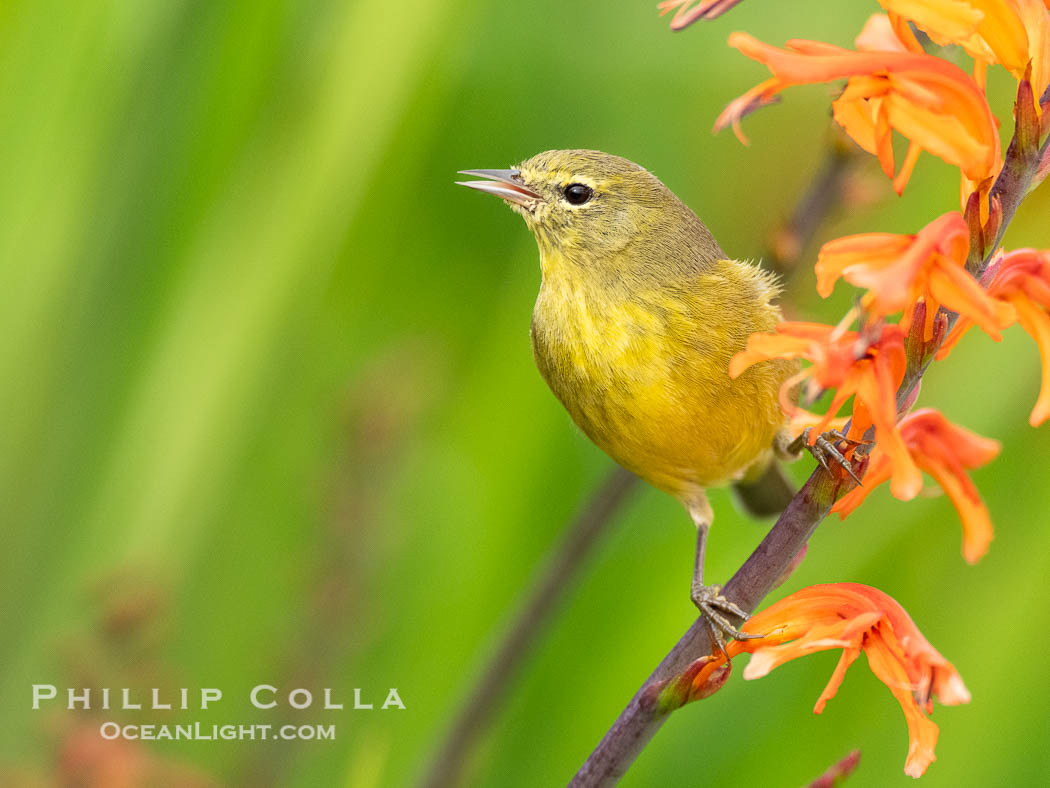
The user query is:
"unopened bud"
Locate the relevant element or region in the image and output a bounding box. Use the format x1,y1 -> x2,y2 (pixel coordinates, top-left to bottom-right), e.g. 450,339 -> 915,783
691,662 -> 732,701
906,300 -> 927,359
928,310 -> 949,355
984,194 -> 1003,252
1015,69 -> 1039,161
656,655 -> 734,711
963,189 -> 984,263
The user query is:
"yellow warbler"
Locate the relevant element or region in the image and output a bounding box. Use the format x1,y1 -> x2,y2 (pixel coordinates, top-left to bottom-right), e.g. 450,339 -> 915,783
458,150 -> 802,642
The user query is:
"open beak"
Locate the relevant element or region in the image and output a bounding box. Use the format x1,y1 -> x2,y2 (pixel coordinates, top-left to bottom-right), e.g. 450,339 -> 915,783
455,169 -> 543,207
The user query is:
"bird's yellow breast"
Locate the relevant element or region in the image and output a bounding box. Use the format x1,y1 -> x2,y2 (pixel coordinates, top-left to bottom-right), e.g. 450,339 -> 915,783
530,254 -> 792,503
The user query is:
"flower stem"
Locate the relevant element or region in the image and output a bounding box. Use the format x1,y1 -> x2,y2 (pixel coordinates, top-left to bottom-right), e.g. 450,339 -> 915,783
986,82 -> 1050,257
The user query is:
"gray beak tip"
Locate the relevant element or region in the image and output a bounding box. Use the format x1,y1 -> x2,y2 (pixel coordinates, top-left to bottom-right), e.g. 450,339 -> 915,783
455,168 -> 542,206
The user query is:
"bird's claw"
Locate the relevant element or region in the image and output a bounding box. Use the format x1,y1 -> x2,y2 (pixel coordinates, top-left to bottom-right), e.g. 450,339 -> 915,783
790,428 -> 867,485
690,583 -> 761,658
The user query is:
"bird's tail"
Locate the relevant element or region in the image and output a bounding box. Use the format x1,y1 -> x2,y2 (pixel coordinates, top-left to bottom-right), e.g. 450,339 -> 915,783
731,460 -> 796,518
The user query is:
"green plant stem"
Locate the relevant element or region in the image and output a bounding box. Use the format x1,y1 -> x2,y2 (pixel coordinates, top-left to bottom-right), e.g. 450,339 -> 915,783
419,468 -> 638,788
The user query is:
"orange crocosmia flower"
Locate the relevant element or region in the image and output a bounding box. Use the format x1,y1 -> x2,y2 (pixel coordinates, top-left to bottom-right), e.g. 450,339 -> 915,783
879,0 -> 1050,99
815,211 -> 1015,338
939,248 -> 1050,424
715,29 -> 1000,194
689,583 -> 970,778
832,409 -> 1000,563
730,322 -> 922,497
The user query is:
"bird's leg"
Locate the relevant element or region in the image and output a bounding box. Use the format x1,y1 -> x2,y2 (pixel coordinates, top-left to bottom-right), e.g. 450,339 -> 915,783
687,495 -> 761,658
782,427 -> 868,485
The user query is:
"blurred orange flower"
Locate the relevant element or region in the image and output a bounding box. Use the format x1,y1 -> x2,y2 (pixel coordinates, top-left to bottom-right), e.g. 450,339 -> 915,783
938,248 -> 1050,424
832,409 -> 1000,563
730,322 -> 921,497
879,0 -> 1050,99
715,26 -> 1000,193
689,583 -> 970,778
815,211 -> 1015,338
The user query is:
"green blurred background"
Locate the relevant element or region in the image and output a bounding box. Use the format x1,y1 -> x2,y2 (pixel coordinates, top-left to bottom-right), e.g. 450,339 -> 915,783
2,0 -> 1048,785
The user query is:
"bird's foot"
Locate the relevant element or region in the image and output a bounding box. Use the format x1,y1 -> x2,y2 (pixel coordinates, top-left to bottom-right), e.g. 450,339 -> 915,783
690,582 -> 762,658
788,428 -> 867,485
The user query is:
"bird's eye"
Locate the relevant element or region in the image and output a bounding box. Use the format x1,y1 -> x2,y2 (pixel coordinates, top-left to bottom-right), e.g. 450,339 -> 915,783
562,183 -> 593,205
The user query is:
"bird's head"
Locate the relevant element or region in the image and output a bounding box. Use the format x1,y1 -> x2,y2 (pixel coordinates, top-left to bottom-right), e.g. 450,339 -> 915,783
458,149 -> 723,277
